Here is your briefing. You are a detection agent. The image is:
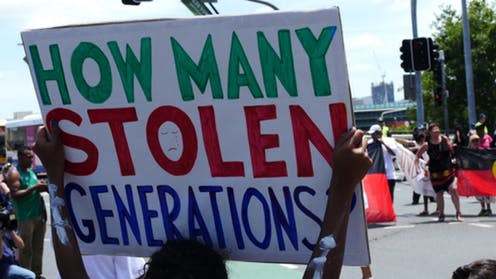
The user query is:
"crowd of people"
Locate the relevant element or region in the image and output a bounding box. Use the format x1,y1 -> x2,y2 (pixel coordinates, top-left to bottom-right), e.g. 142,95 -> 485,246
372,113 -> 496,222
0,119 -> 491,278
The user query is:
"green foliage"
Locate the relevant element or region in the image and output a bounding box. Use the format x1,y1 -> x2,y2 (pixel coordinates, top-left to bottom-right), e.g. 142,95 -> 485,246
425,0 -> 496,131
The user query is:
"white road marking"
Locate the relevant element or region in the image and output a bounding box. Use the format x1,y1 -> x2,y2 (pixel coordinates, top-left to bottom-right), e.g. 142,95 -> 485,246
468,223 -> 494,228
384,225 -> 415,230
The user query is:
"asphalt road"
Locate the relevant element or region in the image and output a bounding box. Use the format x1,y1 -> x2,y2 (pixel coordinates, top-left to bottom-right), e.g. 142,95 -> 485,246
40,181 -> 496,278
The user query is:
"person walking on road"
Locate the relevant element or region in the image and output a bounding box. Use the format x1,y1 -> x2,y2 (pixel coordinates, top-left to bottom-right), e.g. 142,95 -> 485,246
415,123 -> 463,222
469,130 -> 495,217
377,117 -> 391,137
367,124 -> 397,202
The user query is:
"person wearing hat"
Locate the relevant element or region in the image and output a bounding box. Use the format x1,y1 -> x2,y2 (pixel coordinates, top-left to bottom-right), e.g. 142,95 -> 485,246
377,117 -> 391,137
468,134 -> 480,149
367,124 -> 397,202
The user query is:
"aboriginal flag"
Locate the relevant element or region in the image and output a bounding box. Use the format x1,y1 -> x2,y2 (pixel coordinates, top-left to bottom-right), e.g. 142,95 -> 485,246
456,147 -> 496,196
362,141 -> 396,223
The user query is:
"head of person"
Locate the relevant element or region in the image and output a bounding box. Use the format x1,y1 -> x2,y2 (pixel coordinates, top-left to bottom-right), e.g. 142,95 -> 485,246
143,239 -> 227,279
3,167 -> 20,190
415,124 -> 426,142
0,163 -> 12,181
469,134 -> 480,147
17,146 -> 34,170
428,123 -> 441,138
368,124 -> 382,140
452,259 -> 496,279
478,113 -> 487,124
377,117 -> 385,127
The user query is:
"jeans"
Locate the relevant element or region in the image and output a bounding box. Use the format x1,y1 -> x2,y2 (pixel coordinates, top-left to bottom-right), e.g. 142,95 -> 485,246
18,218 -> 46,277
3,264 -> 36,279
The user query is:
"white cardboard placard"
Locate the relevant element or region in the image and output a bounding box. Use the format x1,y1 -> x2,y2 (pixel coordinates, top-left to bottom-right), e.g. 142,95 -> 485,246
22,8 -> 369,265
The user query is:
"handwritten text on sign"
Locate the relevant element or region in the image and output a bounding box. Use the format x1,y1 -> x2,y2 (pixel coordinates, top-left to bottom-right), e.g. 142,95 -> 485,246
22,9 -> 368,264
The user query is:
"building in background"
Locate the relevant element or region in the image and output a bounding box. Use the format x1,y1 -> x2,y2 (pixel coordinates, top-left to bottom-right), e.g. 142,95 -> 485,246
371,81 -> 394,105
353,100 -> 416,132
13,111 -> 33,120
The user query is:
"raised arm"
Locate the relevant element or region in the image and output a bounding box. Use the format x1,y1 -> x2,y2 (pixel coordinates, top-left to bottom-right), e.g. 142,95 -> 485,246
303,128 -> 372,279
415,142 -> 428,162
32,123 -> 89,279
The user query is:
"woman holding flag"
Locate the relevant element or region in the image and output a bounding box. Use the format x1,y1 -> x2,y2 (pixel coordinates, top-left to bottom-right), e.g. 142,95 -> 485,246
415,123 -> 463,222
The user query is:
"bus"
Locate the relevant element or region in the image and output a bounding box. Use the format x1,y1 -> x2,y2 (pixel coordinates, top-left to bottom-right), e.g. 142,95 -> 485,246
5,114 -> 45,175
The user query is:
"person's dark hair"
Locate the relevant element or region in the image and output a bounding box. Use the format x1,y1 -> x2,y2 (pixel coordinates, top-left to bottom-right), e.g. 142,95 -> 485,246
17,145 -> 32,157
428,122 -> 440,132
452,259 -> 496,279
143,239 -> 228,279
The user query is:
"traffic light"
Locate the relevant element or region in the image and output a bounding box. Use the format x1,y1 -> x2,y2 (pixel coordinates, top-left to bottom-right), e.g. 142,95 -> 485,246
412,38 -> 431,71
432,60 -> 443,87
400,40 -> 413,72
434,86 -> 443,107
429,38 -> 439,67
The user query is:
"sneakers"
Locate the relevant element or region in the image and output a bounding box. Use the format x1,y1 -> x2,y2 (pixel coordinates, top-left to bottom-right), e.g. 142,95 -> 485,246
484,209 -> 492,216
438,214 -> 445,222
478,209 -> 487,216
417,210 -> 429,216
478,209 -> 492,216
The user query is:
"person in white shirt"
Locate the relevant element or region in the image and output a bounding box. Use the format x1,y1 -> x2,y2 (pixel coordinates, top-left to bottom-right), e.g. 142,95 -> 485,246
82,255 -> 146,279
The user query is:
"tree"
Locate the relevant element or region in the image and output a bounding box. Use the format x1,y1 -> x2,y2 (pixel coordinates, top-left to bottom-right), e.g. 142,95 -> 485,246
425,0 -> 496,133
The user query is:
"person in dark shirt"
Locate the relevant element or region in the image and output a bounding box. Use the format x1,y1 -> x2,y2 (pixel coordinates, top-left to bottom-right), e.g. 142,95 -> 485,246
415,123 -> 463,222
0,229 -> 35,279
453,118 -> 468,148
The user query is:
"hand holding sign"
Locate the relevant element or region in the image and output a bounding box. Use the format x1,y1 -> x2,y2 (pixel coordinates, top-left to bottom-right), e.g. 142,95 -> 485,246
332,128 -> 372,189
33,124 -> 90,279
304,128 -> 371,279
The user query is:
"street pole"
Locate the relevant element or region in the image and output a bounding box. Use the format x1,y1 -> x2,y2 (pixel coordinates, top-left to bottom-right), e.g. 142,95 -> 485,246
461,0 -> 477,126
440,50 -> 449,135
411,0 -> 424,125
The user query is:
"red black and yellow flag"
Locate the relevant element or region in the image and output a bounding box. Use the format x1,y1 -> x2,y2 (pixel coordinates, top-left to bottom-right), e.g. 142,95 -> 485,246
456,147 -> 496,196
363,141 -> 396,223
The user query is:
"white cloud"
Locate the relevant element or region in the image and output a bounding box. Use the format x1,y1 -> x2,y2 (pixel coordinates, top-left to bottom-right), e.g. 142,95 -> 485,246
346,34 -> 384,50
387,0 -> 410,12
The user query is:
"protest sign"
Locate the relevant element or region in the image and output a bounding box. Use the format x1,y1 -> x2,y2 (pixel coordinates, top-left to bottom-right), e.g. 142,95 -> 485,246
21,8 -> 369,265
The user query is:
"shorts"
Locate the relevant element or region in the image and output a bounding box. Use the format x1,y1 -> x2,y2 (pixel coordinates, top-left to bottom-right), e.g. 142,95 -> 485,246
432,176 -> 455,193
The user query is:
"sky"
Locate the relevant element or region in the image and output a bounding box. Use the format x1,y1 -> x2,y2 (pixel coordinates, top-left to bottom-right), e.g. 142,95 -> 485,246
0,0 -> 462,120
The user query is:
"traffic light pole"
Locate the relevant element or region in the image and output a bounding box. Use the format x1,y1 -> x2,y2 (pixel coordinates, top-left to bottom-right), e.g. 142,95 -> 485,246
440,50 -> 449,136
461,0 -> 477,126
411,0 -> 424,125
